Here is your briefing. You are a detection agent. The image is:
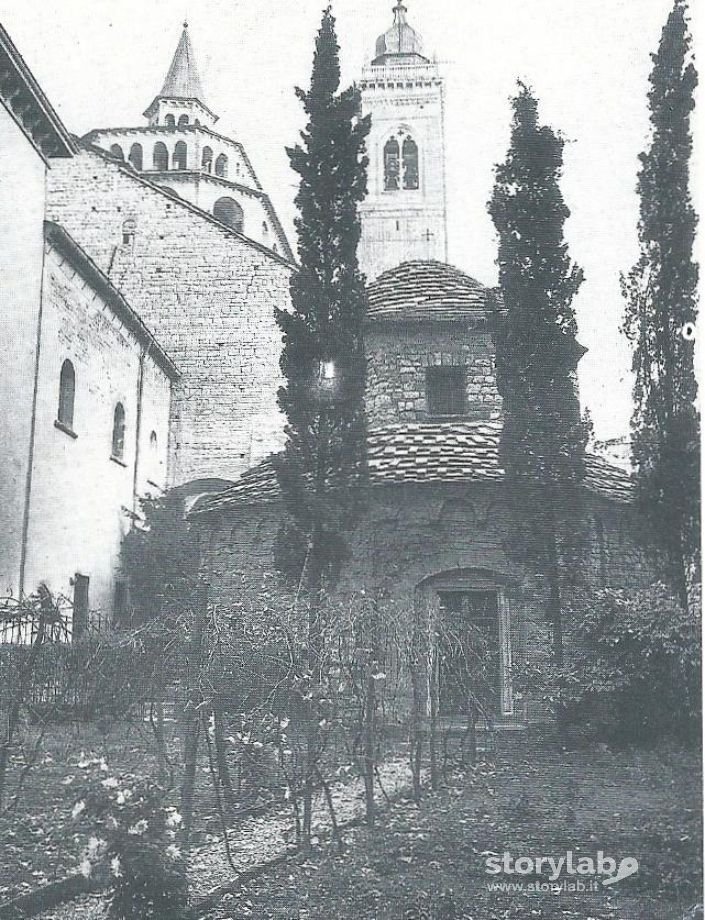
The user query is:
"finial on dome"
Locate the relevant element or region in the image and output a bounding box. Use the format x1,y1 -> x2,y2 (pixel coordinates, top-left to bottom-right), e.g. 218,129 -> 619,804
183,19 -> 189,29
373,0 -> 426,63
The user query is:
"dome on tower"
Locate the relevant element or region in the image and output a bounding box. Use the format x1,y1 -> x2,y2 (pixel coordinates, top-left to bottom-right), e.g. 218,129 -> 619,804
373,2 -> 428,64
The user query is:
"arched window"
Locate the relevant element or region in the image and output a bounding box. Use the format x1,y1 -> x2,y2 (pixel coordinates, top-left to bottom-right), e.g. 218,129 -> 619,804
202,146 -> 213,173
110,143 -> 125,161
122,218 -> 136,245
384,137 -> 400,190
128,143 -> 143,170
153,142 -> 169,170
213,197 -> 244,232
173,141 -> 187,170
111,403 -> 126,460
194,118 -> 201,126
402,135 -> 419,190
215,153 -> 228,178
164,114 -> 175,127
272,243 -> 278,254
178,114 -> 189,126
150,430 -> 158,450
262,220 -> 269,236
57,359 -> 75,429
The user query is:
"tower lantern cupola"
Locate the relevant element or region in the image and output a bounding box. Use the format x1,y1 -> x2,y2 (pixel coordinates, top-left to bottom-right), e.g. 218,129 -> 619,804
373,2 -> 428,64
143,22 -> 218,128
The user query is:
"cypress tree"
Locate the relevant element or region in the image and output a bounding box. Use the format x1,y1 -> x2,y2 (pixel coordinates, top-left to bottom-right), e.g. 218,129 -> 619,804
622,0 -> 699,609
488,84 -> 586,666
274,6 -> 370,844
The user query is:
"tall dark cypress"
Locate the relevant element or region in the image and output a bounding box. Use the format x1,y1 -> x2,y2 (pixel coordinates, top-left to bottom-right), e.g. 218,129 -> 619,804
274,6 -> 370,845
622,0 -> 699,609
488,84 -> 586,666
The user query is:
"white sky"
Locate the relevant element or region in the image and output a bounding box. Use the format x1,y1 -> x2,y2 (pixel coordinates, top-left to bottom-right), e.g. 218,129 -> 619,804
1,0 -> 701,443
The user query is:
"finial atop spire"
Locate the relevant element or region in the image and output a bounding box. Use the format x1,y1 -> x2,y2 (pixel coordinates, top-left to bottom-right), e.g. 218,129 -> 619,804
183,19 -> 189,29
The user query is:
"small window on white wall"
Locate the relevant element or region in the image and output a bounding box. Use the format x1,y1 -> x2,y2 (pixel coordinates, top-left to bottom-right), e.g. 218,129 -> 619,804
112,403 -> 126,461
57,359 -> 76,430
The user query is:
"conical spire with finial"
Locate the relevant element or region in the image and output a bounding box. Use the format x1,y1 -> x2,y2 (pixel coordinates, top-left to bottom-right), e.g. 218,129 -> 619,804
159,21 -> 206,101
143,21 -> 217,125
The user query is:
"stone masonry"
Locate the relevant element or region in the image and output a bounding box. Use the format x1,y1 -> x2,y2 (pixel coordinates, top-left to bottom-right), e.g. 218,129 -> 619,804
46,146 -> 294,486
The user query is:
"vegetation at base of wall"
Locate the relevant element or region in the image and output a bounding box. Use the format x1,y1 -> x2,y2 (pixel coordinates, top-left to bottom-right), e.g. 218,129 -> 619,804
488,82 -> 588,668
621,0 -> 700,612
515,582 -> 701,746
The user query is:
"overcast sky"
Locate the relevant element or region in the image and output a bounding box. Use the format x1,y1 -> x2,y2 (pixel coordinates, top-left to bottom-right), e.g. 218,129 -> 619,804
1,0 -> 701,443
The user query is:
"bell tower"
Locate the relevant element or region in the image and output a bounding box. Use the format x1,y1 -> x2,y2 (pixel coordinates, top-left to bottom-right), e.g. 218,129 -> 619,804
359,2 -> 448,280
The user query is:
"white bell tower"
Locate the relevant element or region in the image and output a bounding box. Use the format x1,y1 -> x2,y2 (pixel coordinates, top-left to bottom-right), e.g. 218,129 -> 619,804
359,2 -> 448,280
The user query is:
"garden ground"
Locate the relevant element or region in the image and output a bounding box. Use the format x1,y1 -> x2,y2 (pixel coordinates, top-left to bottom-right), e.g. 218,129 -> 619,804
198,742 -> 702,920
1,726 -> 701,920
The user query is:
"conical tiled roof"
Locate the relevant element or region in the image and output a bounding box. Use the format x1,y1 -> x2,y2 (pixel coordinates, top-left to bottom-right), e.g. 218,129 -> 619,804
367,261 -> 497,322
158,22 -> 206,103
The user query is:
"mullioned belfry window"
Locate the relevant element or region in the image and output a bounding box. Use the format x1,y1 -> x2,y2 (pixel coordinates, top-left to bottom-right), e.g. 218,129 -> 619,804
384,134 -> 420,191
57,359 -> 76,429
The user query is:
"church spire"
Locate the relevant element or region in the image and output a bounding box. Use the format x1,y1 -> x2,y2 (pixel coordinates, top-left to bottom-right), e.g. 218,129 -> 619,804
158,21 -> 206,103
143,22 -> 217,125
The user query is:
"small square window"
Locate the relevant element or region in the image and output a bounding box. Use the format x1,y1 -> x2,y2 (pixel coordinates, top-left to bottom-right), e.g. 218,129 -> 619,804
426,366 -> 466,416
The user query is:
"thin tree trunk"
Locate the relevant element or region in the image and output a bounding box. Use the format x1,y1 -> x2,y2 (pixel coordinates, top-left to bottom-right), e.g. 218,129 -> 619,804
180,583 -> 208,853
212,705 -> 235,807
363,669 -> 376,826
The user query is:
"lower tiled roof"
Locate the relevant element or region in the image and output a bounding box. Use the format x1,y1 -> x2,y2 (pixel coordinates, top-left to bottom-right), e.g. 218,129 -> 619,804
194,421 -> 634,515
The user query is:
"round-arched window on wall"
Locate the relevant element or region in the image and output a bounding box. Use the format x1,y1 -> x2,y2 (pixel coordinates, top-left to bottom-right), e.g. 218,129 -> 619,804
57,359 -> 76,429
215,154 -> 228,178
128,143 -> 143,170
165,114 -> 175,127
173,141 -> 187,170
112,403 -> 126,460
110,143 -> 125,161
178,114 -> 189,126
153,142 -> 169,170
213,197 -> 244,233
202,146 -> 213,173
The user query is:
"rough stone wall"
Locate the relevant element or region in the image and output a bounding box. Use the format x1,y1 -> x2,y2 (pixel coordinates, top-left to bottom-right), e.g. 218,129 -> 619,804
196,484 -> 655,726
46,147 -> 293,486
365,326 -> 501,425
23,242 -> 172,619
